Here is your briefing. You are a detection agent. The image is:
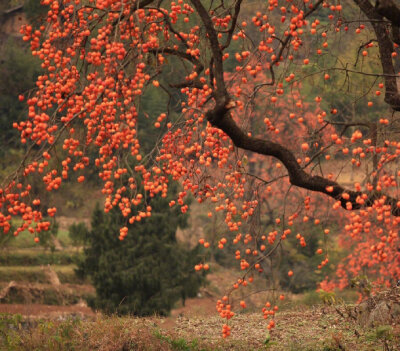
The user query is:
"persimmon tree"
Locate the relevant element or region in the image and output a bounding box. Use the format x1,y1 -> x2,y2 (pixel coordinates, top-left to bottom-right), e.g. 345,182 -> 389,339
2,0 -> 400,336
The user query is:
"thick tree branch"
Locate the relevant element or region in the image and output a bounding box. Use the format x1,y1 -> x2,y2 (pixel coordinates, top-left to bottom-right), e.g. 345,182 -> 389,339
206,105 -> 400,216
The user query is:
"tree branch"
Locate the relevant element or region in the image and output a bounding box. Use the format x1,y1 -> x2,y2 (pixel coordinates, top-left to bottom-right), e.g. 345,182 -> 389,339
190,0 -> 228,103
206,105 -> 400,216
222,0 -> 243,49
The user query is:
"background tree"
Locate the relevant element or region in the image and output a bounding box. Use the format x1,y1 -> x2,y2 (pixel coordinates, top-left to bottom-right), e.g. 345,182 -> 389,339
0,41 -> 41,155
78,184 -> 205,316
23,0 -> 48,25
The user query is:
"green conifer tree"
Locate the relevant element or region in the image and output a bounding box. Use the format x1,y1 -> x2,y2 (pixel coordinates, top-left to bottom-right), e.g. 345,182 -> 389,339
78,183 -> 205,316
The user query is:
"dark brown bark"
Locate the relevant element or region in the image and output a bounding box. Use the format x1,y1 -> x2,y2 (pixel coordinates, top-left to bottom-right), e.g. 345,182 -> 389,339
355,0 -> 400,110
376,0 -> 400,24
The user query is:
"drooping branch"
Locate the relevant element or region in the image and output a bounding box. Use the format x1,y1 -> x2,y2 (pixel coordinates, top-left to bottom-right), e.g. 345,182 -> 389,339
206,105 -> 400,216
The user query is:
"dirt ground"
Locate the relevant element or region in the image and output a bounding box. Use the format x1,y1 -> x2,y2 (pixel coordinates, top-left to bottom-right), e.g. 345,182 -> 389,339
2,298 -> 400,350
0,294 -> 215,322
0,303 -> 96,318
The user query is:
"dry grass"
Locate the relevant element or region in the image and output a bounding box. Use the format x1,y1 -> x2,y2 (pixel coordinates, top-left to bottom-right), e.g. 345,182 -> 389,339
2,304 -> 400,351
1,315 -> 170,351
